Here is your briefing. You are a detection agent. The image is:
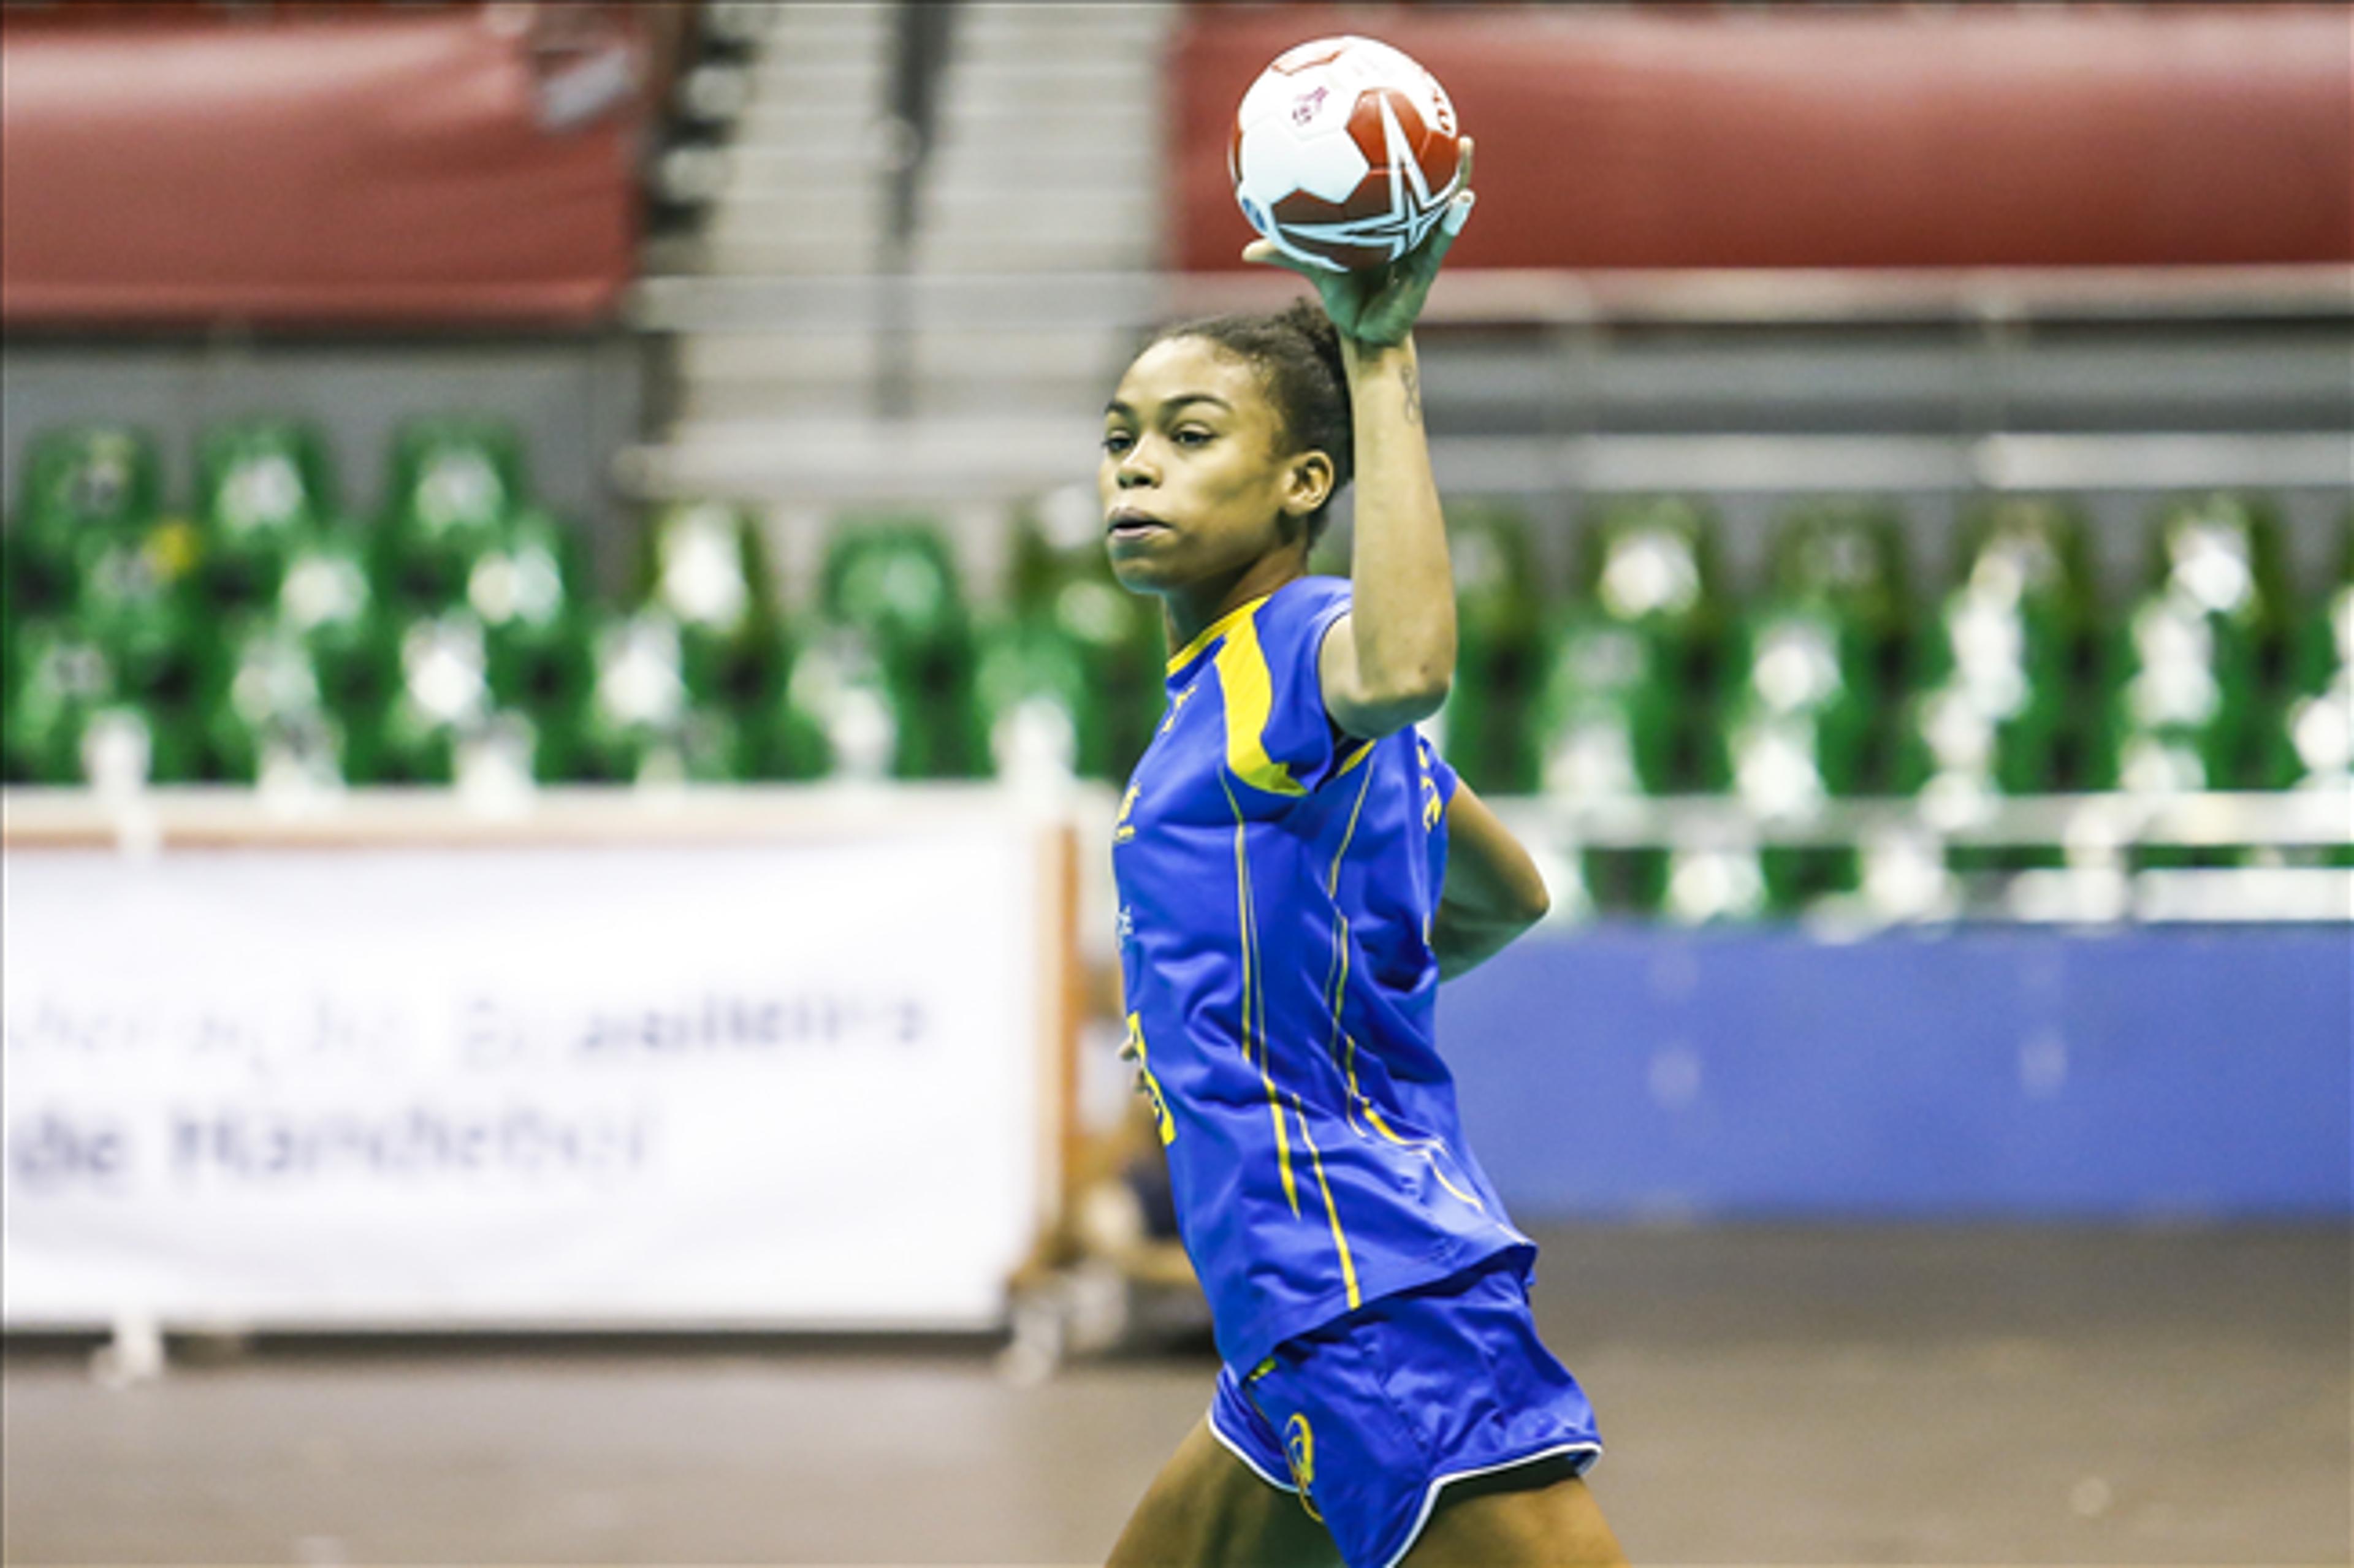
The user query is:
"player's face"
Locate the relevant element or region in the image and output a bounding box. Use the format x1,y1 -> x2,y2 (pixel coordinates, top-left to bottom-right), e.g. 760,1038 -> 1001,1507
1099,336 -> 1327,598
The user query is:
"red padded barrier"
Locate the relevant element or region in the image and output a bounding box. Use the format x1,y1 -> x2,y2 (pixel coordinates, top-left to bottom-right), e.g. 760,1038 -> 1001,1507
1171,5 -> 2353,272
1,6 -> 648,327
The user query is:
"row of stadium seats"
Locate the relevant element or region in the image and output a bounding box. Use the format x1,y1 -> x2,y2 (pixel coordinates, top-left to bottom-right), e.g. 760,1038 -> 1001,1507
1437,492 -> 2352,809
1,419 -> 1165,791
5,422 -> 2349,831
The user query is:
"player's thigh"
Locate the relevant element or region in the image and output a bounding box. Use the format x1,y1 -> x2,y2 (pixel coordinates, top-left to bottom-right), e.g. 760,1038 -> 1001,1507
1107,1415 -> 1343,1568
1401,1458 -> 1628,1568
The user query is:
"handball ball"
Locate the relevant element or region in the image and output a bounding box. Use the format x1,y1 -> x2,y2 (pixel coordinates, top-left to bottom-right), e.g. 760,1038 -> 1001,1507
1228,35 -> 1463,275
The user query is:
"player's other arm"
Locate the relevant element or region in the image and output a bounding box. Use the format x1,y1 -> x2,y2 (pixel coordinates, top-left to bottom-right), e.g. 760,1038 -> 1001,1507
1432,782 -> 1550,980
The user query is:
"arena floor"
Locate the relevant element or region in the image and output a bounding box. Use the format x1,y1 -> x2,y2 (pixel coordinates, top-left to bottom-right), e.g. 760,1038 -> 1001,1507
4,1227 -> 2346,1566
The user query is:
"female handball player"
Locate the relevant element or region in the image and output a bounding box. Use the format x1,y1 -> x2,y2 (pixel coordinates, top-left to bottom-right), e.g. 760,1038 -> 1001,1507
1098,146 -> 1628,1568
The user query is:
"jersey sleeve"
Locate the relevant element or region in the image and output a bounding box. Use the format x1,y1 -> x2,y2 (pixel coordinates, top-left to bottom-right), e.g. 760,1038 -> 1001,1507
1214,581 -> 1354,802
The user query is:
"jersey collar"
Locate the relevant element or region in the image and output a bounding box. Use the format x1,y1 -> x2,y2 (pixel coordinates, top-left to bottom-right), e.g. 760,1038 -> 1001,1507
1164,593 -> 1271,682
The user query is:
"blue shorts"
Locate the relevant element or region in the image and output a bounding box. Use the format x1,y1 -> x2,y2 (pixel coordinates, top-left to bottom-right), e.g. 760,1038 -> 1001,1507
1206,1247 -> 1602,1568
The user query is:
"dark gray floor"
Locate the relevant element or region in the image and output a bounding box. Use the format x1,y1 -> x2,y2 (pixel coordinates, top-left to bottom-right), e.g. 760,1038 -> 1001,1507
4,1227 -> 2347,1566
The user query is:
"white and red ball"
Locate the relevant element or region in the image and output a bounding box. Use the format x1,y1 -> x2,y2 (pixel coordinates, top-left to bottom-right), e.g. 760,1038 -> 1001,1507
1228,36 -> 1464,275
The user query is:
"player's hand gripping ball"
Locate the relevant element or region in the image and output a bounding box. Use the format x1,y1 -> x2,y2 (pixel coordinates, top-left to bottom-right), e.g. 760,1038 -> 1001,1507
1229,35 -> 1467,277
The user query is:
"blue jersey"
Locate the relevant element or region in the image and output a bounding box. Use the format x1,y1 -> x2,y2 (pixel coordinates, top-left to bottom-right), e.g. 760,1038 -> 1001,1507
1113,575 -> 1531,1371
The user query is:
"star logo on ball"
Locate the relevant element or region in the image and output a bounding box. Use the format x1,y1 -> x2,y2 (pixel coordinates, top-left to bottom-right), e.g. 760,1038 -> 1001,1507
1243,86 -> 1459,270
1278,94 -> 1458,264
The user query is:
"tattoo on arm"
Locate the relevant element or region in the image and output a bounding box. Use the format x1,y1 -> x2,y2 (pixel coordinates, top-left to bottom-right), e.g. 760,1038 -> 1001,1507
1400,360 -> 1423,425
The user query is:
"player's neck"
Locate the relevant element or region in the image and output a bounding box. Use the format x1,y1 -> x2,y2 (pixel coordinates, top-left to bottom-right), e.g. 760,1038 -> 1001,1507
1162,552 -> 1306,655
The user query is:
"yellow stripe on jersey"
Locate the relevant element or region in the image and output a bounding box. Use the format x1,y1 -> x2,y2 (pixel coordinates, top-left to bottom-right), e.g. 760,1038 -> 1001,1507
1214,610 -> 1307,797
1319,746 -> 1487,1213
1292,1091 -> 1362,1311
1165,593 -> 1271,676
1223,771 -> 1299,1216
1320,764 -> 1378,1140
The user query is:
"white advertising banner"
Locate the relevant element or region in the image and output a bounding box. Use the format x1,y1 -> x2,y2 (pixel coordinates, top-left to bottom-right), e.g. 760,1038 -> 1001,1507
2,824 -> 1045,1328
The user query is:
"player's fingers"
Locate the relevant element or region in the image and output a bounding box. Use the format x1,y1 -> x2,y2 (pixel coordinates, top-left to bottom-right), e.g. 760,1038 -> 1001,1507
1439,188 -> 1476,242
1456,136 -> 1475,191
1396,189 -> 1473,291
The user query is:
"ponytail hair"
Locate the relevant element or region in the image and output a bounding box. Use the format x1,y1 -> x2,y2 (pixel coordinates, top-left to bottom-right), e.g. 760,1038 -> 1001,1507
1153,297 -> 1353,542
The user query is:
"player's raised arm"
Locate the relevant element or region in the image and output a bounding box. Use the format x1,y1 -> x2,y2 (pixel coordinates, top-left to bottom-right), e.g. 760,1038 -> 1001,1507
1245,143 -> 1477,739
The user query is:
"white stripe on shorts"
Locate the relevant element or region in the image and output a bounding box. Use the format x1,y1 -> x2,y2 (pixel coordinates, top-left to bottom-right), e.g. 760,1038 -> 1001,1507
1205,1398 -> 1300,1494
1379,1440 -> 1604,1568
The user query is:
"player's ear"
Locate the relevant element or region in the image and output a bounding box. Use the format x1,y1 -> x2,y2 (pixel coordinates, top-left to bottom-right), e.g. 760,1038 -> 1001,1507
1282,450 -> 1335,521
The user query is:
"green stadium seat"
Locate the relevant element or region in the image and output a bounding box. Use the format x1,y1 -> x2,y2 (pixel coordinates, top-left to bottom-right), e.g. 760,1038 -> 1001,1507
200,620 -> 346,789
471,509 -> 593,721
976,617 -> 1089,782
1529,606 -> 1688,915
2,621 -> 196,786
1908,582 -> 2079,728
194,417 -> 338,611
769,628 -> 901,782
367,611 -> 511,786
644,500 -> 773,636
564,610 -> 745,785
1434,503 -> 1544,794
636,501 -> 797,756
2105,588 -> 2258,738
18,424 -> 163,538
77,552 -> 209,781
1571,498 -> 1727,809
2253,585 -> 2352,794
4,622 -> 112,783
1750,622 -> 1876,905
270,533 -> 396,744
822,516 -> 966,645
4,519 -> 77,622
1766,500 -> 1914,637
821,516 -> 987,779
199,418 -> 335,531
1710,599 -> 1878,905
386,416 -> 528,535
741,630 -> 834,783
2147,492 -> 2285,623
1954,498 -> 2097,618
2144,493 -> 2287,682
1578,497 -> 1723,630
377,416 -> 531,612
1005,501 -> 1164,780
1719,600 -> 1883,728
2079,593 -> 2263,826
1045,574 -> 1164,780
68,511 -> 200,630
2286,580 -> 2352,699
1,606 -> 27,719
1533,607 -> 1683,800
1005,493 -> 1103,625
1891,680 -> 2068,803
